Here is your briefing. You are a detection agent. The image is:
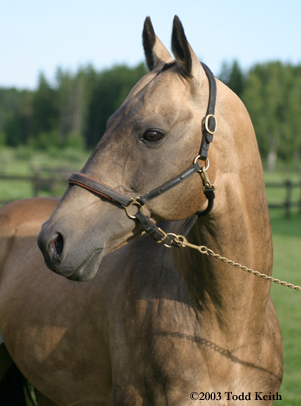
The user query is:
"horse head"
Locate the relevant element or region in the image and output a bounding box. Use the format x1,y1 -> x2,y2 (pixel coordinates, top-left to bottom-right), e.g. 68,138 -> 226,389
38,16 -> 261,282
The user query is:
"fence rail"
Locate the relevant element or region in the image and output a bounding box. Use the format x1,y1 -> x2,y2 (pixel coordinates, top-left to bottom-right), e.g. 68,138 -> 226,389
0,170 -> 70,205
0,172 -> 301,217
265,180 -> 301,218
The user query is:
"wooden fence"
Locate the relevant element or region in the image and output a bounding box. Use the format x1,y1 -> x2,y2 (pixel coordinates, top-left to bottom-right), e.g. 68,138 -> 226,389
0,168 -> 71,205
265,180 -> 301,218
0,171 -> 301,218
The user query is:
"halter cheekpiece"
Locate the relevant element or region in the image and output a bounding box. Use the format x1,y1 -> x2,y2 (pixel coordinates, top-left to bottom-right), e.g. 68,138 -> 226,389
68,62 -> 217,246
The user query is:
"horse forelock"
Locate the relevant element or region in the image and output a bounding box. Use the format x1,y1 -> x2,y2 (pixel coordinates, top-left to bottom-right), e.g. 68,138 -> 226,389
159,61 -> 177,74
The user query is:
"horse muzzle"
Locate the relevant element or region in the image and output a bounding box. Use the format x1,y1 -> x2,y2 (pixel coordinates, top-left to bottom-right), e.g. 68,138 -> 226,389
37,223 -> 103,282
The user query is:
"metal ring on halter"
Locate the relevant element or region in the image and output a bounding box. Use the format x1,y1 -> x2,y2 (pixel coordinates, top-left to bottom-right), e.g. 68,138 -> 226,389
204,114 -> 217,135
162,233 -> 179,248
123,198 -> 144,219
174,235 -> 186,246
194,156 -> 210,172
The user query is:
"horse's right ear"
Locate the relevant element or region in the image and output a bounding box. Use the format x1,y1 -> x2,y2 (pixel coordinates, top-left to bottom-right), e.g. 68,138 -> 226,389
142,17 -> 173,71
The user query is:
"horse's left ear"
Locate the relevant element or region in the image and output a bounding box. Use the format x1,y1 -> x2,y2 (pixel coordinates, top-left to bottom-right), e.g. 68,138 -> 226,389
143,17 -> 173,71
171,16 -> 206,83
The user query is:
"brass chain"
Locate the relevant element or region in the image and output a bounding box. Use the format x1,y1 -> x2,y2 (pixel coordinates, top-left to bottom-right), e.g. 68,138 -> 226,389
172,235 -> 301,291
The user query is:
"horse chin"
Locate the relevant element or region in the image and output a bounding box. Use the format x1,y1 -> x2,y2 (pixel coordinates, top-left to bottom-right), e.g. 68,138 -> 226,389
50,248 -> 104,282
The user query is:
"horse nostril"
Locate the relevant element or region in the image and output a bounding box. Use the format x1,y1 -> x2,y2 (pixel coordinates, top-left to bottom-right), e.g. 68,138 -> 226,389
49,233 -> 64,259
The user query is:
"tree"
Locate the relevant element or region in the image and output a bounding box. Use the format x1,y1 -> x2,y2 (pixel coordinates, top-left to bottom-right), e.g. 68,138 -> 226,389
282,66 -> 301,164
242,62 -> 301,169
30,73 -> 58,144
2,90 -> 32,146
0,88 -> 23,131
219,60 -> 245,98
55,66 -> 97,148
85,63 -> 147,148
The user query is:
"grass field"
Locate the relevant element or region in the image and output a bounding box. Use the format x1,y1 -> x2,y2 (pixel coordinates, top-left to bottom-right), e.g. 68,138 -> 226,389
263,166 -> 301,405
270,211 -> 301,405
0,146 -> 91,201
0,147 -> 301,402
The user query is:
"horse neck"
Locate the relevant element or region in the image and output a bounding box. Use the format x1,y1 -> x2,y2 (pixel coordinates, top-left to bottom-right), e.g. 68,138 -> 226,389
169,168 -> 273,341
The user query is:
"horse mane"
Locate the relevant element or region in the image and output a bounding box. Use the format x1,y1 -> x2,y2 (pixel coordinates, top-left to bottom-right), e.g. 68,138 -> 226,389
160,61 -> 177,73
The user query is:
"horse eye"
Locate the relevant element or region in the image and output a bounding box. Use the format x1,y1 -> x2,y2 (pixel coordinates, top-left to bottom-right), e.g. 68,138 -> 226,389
142,131 -> 163,143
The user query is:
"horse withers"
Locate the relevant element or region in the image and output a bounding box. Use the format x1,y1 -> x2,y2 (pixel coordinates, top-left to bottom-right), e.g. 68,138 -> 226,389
0,16 -> 282,406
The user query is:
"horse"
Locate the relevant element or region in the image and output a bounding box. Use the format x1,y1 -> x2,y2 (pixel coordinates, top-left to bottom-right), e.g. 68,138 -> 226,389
0,16 -> 282,405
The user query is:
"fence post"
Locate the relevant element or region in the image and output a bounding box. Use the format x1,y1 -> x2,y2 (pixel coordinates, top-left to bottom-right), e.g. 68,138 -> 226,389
284,180 -> 292,218
299,180 -> 301,215
33,174 -> 40,197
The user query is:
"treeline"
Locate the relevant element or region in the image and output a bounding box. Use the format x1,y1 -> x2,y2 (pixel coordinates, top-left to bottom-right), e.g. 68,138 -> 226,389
220,61 -> 301,169
0,63 -> 147,150
0,60 -> 301,169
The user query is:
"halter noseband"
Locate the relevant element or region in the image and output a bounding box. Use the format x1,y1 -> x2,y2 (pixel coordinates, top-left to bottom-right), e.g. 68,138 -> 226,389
68,62 -> 217,245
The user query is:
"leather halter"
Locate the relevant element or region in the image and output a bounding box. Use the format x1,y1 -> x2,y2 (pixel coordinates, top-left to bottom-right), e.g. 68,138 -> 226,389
68,62 -> 217,245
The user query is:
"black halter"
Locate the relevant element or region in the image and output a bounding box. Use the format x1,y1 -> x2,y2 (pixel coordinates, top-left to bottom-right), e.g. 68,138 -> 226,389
68,62 -> 217,245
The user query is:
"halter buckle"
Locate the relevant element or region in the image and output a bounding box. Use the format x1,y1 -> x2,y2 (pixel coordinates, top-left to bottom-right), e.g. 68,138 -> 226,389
194,156 -> 210,171
204,114 -> 217,135
123,198 -> 144,219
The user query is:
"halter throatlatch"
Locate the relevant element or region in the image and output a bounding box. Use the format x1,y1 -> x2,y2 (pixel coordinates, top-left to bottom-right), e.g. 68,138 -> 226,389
68,62 -> 217,245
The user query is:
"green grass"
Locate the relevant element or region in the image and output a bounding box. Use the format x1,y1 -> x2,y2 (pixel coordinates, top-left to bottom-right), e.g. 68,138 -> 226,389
270,213 -> 301,405
0,146 -> 90,174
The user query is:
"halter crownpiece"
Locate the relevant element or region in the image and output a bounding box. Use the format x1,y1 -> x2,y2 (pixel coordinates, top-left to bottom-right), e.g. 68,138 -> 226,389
68,62 -> 217,244
199,62 -> 217,160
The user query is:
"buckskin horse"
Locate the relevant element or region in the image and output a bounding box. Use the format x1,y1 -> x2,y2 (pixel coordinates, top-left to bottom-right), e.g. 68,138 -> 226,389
0,16 -> 282,406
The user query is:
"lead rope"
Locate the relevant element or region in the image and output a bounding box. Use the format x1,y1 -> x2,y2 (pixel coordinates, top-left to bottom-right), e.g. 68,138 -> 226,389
152,164 -> 300,292
159,167 -> 301,291
161,234 -> 301,291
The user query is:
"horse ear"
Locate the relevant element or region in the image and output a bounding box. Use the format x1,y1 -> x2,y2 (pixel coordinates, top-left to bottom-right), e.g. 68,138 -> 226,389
143,17 -> 173,71
171,15 -> 205,82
